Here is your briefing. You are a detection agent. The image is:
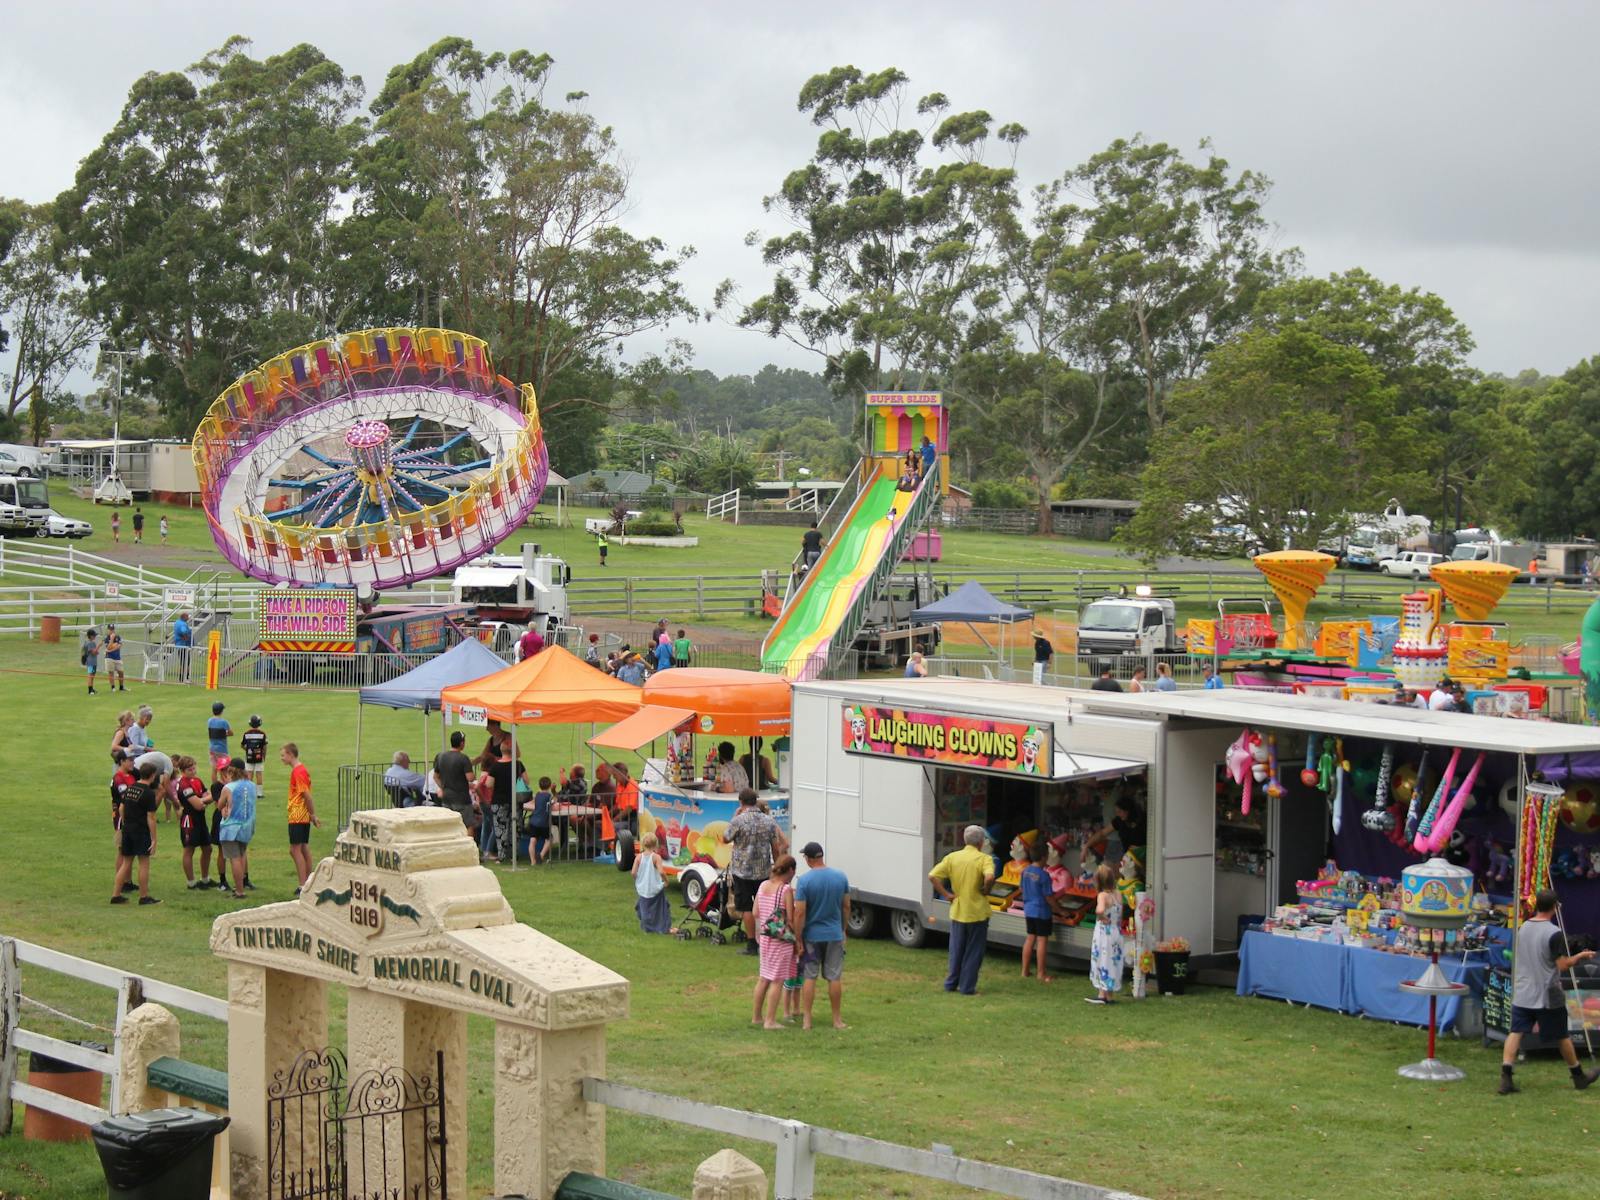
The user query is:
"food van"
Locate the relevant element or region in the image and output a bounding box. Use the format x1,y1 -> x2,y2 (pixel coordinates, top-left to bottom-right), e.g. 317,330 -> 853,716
591,668 -> 792,908
789,677 -> 1600,961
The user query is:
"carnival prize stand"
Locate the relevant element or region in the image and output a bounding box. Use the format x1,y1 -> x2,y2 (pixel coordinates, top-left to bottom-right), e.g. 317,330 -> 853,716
590,669 -> 794,898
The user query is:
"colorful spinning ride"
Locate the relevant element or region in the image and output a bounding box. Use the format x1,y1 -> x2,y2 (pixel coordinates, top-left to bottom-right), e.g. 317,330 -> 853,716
193,328 -> 548,590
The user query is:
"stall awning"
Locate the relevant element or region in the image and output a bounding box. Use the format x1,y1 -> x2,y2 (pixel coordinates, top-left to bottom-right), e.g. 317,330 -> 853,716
642,668 -> 791,737
1051,749 -> 1146,783
588,705 -> 695,751
440,644 -> 641,725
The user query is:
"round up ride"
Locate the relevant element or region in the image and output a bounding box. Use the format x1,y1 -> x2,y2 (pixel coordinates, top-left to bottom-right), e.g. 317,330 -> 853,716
192,327 -> 548,589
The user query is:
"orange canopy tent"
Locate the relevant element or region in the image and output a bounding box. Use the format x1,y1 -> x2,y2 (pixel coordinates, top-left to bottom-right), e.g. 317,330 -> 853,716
439,644 -> 641,725
439,645 -> 641,870
639,668 -> 792,737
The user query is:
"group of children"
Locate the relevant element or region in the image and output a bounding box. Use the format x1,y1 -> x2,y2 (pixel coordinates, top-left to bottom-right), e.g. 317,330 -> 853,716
107,701 -> 320,906
1015,841 -> 1126,1004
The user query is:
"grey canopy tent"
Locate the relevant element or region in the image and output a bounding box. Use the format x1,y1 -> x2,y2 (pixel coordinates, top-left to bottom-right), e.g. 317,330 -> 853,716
909,580 -> 1035,661
355,637 -> 508,773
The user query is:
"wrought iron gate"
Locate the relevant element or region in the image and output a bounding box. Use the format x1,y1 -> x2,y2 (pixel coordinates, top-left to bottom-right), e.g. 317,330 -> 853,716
268,1047 -> 448,1200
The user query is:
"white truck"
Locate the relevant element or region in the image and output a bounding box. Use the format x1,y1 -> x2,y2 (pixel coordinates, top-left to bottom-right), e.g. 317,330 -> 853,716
450,543 -> 573,631
1343,500 -> 1432,570
1074,593 -> 1183,661
0,474 -> 51,537
1449,530 -> 1542,573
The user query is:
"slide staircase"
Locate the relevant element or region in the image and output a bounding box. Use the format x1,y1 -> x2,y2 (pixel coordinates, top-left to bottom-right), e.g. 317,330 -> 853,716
760,458 -> 939,679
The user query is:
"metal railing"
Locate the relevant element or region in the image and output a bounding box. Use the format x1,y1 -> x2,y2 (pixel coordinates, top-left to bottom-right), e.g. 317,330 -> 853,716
582,1077 -> 1145,1200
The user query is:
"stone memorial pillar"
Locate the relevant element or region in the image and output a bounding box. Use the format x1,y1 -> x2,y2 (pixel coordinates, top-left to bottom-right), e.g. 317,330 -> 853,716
213,807 -> 629,1200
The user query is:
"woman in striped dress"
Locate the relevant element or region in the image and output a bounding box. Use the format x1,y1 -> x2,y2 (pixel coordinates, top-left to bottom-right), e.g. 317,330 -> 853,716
752,855 -> 799,1029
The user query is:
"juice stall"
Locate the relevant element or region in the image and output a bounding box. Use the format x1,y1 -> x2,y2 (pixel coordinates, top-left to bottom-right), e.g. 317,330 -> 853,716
589,669 -> 792,905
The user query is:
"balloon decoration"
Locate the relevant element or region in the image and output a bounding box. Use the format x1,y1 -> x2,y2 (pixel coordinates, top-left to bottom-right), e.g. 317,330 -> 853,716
1393,763 -> 1418,807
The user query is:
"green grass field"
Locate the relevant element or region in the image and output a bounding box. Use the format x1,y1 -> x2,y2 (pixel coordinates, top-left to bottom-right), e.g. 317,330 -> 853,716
2,635 -> 1598,1200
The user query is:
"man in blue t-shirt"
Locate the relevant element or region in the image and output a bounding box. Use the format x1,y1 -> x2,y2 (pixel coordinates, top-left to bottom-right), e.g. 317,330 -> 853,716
173,611 -> 193,682
206,701 -> 233,784
794,842 -> 851,1030
919,435 -> 936,479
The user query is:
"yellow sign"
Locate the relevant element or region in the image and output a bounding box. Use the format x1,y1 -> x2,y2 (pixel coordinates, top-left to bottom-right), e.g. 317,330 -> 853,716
205,629 -> 222,690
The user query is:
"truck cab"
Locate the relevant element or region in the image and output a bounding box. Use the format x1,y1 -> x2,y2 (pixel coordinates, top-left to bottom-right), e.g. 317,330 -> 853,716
451,543 -> 572,628
1075,594 -> 1182,659
0,474 -> 51,536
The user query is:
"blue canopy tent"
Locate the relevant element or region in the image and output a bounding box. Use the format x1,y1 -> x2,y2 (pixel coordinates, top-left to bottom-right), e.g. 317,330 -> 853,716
355,637 -> 508,775
909,580 -> 1035,664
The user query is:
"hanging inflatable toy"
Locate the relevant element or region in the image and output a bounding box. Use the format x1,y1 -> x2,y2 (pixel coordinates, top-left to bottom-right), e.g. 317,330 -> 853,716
1317,742 -> 1336,792
1226,729 -> 1259,815
1302,735 -> 1320,788
1413,747 -> 1463,853
1362,744 -> 1396,832
1398,750 -> 1430,847
1424,751 -> 1487,855
1330,738 -> 1349,834
1265,733 -> 1285,802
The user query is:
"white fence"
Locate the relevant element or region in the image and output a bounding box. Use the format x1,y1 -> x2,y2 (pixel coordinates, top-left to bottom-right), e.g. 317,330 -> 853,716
583,1077 -> 1145,1200
0,937 -> 228,1132
705,488 -> 740,522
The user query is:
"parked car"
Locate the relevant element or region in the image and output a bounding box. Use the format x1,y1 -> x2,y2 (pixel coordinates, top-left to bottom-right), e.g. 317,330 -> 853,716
1378,550 -> 1445,579
42,509 -> 93,539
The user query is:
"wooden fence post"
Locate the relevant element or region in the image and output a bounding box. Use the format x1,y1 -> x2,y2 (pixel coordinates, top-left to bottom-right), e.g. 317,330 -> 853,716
0,938 -> 18,1135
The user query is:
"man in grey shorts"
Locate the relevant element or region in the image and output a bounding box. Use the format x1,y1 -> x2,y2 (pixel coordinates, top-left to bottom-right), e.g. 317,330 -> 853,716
1499,888 -> 1599,1094
794,841 -> 851,1030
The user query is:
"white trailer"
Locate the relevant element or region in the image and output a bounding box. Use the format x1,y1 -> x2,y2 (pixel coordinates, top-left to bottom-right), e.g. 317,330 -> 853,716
790,678 -> 1600,964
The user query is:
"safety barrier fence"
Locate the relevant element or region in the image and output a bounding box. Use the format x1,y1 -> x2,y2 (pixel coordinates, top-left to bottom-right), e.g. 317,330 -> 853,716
581,1077 -> 1146,1200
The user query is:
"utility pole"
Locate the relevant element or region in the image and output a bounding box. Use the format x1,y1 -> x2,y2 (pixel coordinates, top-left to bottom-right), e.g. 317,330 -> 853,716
96,345 -> 137,486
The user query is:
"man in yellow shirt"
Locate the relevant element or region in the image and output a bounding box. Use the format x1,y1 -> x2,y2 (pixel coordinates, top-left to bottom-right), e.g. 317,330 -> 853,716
929,825 -> 996,995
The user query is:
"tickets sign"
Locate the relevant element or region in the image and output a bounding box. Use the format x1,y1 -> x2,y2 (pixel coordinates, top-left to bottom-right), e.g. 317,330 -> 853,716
259,588 -> 358,652
842,703 -> 1052,777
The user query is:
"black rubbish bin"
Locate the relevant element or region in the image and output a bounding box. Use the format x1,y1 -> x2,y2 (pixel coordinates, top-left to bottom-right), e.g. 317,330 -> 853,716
91,1107 -> 230,1200
1153,950 -> 1191,996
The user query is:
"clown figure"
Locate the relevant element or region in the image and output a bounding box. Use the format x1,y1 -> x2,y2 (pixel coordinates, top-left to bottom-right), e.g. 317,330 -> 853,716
1117,847 -> 1145,933
845,705 -> 870,752
1001,830 -> 1039,885
1019,726 -> 1043,774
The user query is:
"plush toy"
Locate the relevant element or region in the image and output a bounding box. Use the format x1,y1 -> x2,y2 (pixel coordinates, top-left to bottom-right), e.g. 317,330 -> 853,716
1444,829 -> 1471,868
1589,847 -> 1600,879
1552,848 -> 1582,881
1486,841 -> 1512,887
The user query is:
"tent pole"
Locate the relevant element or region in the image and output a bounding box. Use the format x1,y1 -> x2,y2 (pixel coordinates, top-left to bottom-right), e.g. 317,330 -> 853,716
510,723 -> 519,872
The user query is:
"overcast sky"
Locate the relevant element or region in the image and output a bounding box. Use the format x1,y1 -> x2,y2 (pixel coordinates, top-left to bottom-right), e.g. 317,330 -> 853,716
4,0 -> 1596,381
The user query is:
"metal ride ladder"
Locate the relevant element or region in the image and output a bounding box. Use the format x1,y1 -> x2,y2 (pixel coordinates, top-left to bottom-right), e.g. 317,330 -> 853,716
765,458 -> 938,678
821,459 -> 939,676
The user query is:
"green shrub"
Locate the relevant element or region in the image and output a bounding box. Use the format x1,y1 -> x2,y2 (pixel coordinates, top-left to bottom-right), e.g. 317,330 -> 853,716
972,479 -> 1031,509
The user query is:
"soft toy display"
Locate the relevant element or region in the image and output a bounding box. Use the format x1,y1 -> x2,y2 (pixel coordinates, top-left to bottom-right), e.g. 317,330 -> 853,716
1117,848 -> 1145,933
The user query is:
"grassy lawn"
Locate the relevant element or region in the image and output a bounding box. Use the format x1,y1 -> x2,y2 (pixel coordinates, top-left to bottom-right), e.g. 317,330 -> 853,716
2,636 -> 1597,1200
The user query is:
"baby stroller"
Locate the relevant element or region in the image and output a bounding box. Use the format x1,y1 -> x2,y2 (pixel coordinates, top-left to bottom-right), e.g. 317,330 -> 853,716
674,862 -> 744,944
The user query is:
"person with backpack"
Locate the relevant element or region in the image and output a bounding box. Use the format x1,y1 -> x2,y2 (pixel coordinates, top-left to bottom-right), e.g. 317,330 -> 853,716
81,628 -> 100,695
752,854 -> 799,1028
